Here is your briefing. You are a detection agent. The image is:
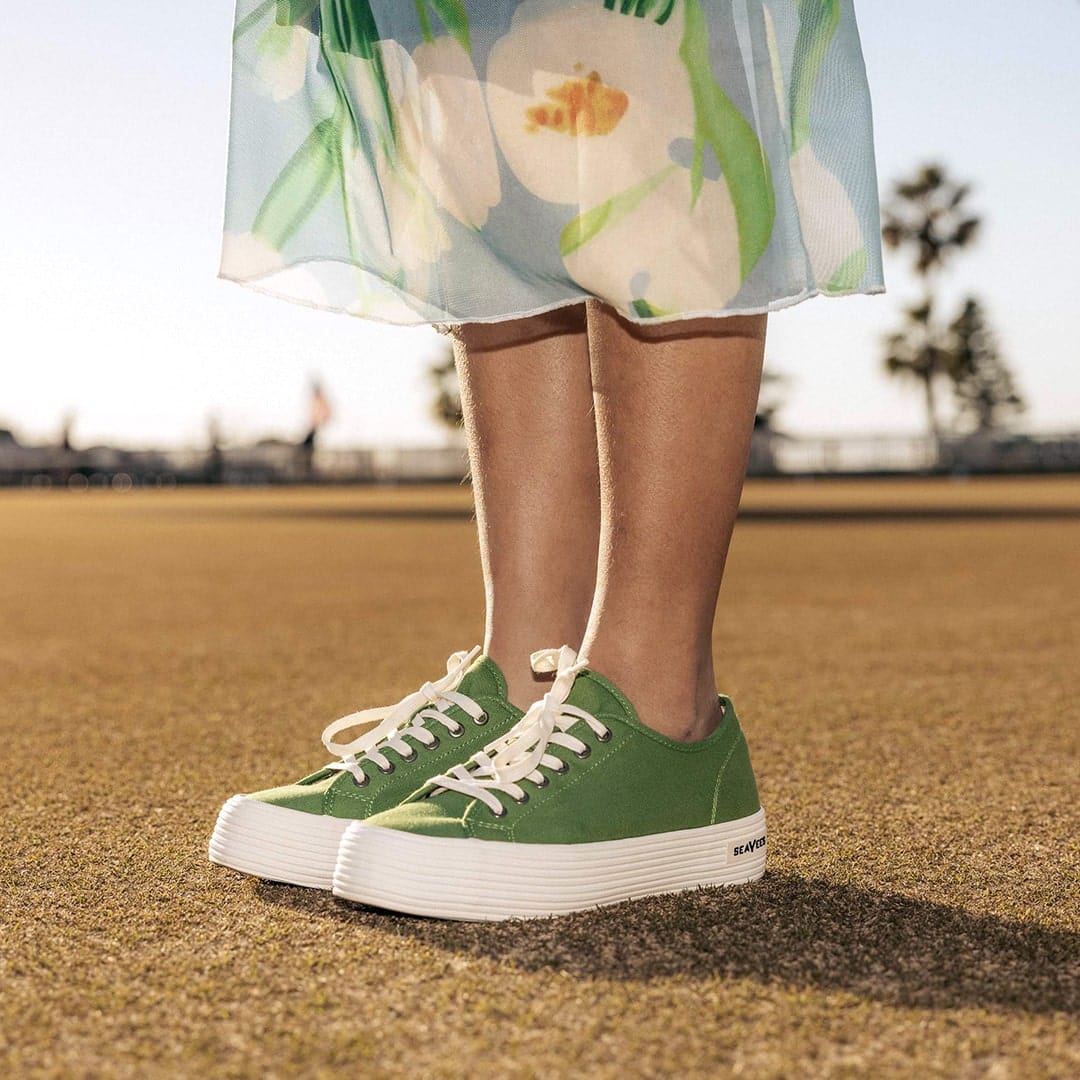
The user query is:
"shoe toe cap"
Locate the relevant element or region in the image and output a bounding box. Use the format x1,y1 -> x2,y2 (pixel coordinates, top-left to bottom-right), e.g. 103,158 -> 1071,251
365,795 -> 471,839
247,775 -> 335,815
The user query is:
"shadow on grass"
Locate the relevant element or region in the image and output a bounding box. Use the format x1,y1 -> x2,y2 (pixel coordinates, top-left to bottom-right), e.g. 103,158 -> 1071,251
254,872 -> 1079,1015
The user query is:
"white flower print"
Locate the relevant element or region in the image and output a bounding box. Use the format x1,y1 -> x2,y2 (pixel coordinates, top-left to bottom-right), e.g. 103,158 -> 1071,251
221,230 -> 332,304
563,164 -> 742,315
220,230 -> 285,278
254,23 -> 313,103
484,0 -> 693,208
485,0 -> 752,312
789,142 -> 864,288
338,33 -> 501,303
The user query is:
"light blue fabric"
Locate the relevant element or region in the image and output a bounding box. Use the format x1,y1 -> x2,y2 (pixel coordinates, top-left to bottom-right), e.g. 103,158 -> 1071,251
219,0 -> 885,326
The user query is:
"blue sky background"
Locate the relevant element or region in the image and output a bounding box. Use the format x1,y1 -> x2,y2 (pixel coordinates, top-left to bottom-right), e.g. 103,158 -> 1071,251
1,2 -> 1077,449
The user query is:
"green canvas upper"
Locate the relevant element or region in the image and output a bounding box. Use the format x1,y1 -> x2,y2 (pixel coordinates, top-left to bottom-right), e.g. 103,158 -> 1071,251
364,664 -> 762,844
248,656 -> 523,820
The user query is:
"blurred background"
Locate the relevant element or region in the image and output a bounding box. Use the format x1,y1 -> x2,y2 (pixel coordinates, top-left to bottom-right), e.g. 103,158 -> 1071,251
1,1 -> 1078,485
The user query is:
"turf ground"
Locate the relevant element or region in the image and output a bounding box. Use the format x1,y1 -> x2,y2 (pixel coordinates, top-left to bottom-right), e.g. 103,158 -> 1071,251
2,478 -> 1078,1078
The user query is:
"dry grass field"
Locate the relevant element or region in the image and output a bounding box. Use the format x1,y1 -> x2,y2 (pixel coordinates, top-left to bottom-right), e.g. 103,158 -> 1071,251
2,477 -> 1078,1078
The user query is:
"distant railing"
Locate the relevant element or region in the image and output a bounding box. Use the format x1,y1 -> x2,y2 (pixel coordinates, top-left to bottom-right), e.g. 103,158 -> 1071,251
1,431 -> 1078,486
758,430 -> 1080,477
318,445 -> 470,484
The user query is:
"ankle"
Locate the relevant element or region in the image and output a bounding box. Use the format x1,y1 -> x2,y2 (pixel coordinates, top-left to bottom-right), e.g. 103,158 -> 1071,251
578,645 -> 721,743
662,694 -> 724,743
622,682 -> 722,743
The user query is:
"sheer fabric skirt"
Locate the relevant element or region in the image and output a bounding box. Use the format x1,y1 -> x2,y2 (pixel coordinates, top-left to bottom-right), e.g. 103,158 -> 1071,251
219,0 -> 885,326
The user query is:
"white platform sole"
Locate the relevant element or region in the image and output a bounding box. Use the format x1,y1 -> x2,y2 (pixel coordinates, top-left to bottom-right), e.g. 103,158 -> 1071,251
208,795 -> 352,890
332,808 -> 766,920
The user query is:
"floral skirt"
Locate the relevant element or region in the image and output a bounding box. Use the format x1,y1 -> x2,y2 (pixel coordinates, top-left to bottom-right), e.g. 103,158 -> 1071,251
219,0 -> 886,326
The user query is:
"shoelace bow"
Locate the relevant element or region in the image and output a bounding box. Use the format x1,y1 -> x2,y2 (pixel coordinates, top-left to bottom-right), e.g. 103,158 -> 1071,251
427,645 -> 610,817
321,646 -> 488,786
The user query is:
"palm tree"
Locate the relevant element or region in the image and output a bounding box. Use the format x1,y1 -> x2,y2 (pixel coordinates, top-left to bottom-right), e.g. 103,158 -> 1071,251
882,299 -> 955,441
881,163 -> 982,441
881,164 -> 981,277
947,298 -> 1025,434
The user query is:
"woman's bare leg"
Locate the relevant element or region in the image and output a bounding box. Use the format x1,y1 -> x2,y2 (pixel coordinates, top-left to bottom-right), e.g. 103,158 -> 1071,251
450,304 -> 600,709
580,300 -> 767,742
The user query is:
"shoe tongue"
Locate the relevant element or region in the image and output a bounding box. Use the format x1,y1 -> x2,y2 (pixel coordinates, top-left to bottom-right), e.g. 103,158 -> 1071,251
454,654 -> 508,703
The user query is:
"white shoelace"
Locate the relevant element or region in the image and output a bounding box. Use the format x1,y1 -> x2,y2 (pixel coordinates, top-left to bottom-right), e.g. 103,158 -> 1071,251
427,645 -> 611,817
321,646 -> 488,786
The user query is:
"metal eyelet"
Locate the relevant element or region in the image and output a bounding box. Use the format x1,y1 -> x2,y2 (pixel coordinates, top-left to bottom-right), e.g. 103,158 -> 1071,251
512,791 -> 530,805
552,759 -> 570,775
399,748 -> 418,763
377,761 -> 395,775
448,723 -> 465,738
573,743 -> 592,760
597,728 -> 612,743
427,735 -> 441,750
351,771 -> 370,788
474,712 -> 489,726
490,803 -> 507,818
532,774 -> 550,789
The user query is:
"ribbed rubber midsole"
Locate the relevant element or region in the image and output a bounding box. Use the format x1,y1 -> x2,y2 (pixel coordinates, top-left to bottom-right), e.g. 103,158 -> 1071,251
208,795 -> 351,890
332,808 -> 767,920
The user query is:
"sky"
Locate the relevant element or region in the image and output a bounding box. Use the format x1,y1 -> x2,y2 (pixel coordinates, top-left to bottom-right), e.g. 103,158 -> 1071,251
1,2 -> 1078,450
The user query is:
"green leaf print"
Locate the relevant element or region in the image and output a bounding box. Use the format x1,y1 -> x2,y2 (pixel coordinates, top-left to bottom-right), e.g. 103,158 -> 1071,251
234,0 -> 279,42
560,164 -> 679,257
602,0 -> 677,22
235,0 -> 318,40
630,297 -> 675,318
678,0 -> 775,281
790,0 -> 841,154
320,1 -> 399,160
253,108 -> 345,250
417,0 -> 472,53
598,0 -> 775,281
276,0 -> 319,25
825,246 -> 867,292
323,0 -> 380,58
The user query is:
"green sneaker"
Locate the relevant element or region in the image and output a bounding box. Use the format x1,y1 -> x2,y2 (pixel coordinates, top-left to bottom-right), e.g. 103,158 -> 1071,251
332,645 -> 766,920
208,647 -> 523,890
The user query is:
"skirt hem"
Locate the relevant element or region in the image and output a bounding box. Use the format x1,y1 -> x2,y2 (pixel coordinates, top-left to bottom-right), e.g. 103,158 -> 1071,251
217,264 -> 887,331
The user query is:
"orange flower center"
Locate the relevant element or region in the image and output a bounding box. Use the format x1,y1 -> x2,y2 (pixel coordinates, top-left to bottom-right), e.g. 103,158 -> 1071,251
524,69 -> 629,137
